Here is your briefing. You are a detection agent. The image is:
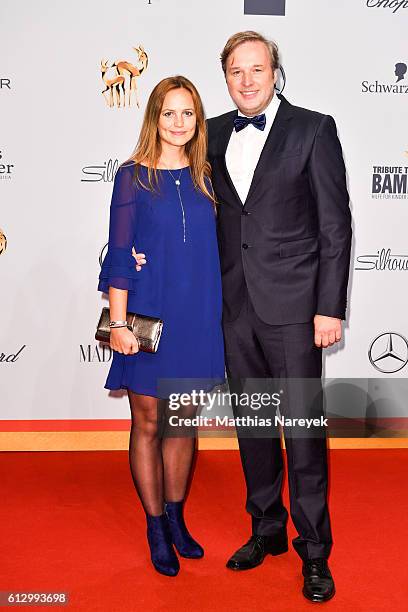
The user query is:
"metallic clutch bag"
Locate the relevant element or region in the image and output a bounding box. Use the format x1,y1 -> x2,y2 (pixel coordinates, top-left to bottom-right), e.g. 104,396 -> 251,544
95,307 -> 163,353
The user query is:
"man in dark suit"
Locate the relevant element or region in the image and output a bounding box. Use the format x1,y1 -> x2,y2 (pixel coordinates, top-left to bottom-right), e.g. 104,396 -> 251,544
207,31 -> 352,603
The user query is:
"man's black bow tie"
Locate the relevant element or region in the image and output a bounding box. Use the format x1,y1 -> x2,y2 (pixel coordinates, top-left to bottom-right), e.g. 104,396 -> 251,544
233,113 -> 266,132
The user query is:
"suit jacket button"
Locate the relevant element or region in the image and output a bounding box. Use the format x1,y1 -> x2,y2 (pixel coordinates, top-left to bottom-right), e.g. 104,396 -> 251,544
242,210 -> 250,216
242,243 -> 249,249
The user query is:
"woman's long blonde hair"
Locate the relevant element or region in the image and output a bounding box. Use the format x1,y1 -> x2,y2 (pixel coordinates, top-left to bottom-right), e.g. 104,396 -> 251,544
126,75 -> 215,204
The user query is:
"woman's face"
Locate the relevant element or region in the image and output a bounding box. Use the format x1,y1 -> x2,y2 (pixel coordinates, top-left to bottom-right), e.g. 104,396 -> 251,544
158,88 -> 197,149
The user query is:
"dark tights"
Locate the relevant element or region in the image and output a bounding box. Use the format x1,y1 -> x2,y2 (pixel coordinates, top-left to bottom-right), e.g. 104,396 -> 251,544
127,390 -> 197,516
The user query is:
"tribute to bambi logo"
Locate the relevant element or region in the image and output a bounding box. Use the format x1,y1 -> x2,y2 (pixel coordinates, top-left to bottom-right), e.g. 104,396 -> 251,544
366,0 -> 408,12
0,227 -> 6,255
362,61 -> 408,94
244,0 -> 286,15
101,45 -> 148,108
370,159 -> 408,198
81,159 -> 119,182
369,333 -> 408,373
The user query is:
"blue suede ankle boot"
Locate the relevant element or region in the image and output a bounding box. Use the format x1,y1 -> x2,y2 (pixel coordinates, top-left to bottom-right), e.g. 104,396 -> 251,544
165,501 -> 204,559
146,513 -> 180,577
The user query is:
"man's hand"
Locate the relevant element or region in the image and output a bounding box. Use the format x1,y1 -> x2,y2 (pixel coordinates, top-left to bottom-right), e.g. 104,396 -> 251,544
314,315 -> 342,348
132,247 -> 146,271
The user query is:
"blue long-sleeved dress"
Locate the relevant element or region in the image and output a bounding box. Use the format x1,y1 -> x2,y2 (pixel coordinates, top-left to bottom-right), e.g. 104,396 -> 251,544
98,162 -> 225,398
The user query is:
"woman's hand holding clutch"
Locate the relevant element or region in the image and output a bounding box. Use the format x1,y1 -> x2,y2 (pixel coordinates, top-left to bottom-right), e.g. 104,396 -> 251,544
110,327 -> 140,355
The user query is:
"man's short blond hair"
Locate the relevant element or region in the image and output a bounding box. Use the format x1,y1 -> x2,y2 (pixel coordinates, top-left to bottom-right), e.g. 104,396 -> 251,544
221,31 -> 280,74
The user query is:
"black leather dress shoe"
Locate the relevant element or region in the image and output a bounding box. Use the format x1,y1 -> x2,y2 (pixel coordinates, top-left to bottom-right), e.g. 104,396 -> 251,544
226,534 -> 288,570
302,558 -> 335,602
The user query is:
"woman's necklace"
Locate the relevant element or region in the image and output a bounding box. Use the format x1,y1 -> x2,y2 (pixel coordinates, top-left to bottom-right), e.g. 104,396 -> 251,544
163,164 -> 186,243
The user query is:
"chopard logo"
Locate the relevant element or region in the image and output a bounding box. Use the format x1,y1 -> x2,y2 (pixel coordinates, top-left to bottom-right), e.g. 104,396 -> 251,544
0,345 -> 26,363
355,249 -> 408,270
366,0 -> 408,12
81,159 -> 119,182
368,333 -> 408,373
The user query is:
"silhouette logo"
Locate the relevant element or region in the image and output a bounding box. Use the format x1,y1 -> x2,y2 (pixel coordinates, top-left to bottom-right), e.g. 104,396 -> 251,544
395,62 -> 407,82
368,332 -> 408,373
244,0 -> 286,15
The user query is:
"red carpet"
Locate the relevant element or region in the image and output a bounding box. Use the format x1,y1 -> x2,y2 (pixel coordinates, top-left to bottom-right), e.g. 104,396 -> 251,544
1,449 -> 407,611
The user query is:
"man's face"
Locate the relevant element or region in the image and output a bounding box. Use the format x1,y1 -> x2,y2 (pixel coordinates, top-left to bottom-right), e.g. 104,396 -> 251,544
225,40 -> 277,117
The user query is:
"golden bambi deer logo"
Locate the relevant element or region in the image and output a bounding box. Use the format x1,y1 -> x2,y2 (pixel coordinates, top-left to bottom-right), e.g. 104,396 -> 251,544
101,45 -> 149,108
0,228 -> 7,255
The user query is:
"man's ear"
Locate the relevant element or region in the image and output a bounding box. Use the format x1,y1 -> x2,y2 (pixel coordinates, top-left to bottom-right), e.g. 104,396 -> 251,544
273,69 -> 278,85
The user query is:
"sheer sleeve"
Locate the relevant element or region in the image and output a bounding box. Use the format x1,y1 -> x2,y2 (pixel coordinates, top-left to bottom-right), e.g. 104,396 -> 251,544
98,164 -> 139,293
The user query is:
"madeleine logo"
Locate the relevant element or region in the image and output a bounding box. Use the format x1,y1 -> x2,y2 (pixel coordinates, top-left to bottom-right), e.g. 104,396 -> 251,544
0,228 -> 6,255
101,45 -> 148,108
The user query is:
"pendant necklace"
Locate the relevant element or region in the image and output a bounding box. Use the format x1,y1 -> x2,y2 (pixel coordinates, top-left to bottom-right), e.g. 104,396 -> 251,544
164,165 -> 186,243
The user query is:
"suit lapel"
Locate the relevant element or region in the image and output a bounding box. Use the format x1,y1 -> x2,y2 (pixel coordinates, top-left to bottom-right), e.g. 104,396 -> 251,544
215,111 -> 243,206
244,95 -> 294,207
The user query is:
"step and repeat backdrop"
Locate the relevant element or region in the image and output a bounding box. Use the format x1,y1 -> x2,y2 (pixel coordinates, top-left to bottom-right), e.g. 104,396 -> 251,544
1,0 -> 407,425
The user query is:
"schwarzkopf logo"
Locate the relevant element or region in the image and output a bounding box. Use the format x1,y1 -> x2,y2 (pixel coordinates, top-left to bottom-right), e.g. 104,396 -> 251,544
244,0 -> 286,16
371,163 -> 408,198
369,333 -> 408,373
355,248 -> 408,271
362,62 -> 408,94
0,78 -> 11,90
366,0 -> 408,12
81,159 -> 119,182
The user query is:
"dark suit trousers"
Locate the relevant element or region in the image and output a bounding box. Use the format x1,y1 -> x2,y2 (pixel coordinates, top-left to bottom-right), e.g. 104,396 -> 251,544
223,288 -> 333,561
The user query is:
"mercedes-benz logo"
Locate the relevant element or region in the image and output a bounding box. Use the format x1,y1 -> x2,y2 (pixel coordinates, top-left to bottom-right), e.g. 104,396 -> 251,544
368,332 -> 408,373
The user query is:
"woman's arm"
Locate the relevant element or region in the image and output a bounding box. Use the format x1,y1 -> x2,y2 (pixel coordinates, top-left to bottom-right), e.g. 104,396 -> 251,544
109,287 -> 139,355
98,164 -> 141,355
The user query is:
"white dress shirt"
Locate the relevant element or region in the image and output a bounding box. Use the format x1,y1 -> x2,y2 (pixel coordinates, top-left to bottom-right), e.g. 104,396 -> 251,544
225,94 -> 281,204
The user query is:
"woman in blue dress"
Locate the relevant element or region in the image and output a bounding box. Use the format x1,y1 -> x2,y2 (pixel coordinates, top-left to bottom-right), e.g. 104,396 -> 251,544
98,76 -> 225,577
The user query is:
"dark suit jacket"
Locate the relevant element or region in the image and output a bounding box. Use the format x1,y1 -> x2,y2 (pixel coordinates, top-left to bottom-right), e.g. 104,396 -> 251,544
207,94 -> 352,325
